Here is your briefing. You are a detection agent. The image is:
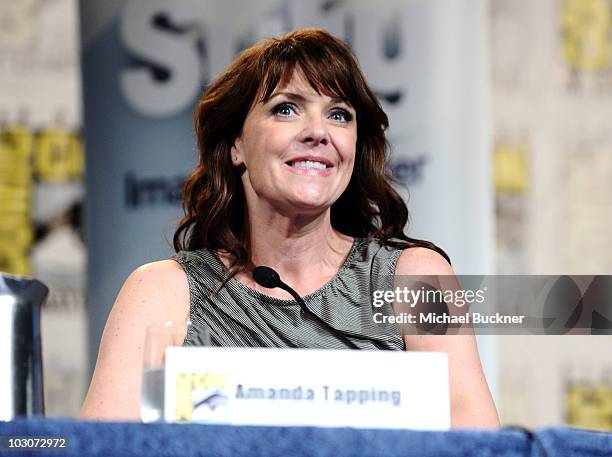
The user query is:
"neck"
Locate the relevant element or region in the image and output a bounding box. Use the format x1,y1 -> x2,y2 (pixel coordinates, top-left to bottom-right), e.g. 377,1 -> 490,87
243,208 -> 354,294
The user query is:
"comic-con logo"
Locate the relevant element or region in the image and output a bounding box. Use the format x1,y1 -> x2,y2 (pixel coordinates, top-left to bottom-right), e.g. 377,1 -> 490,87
175,372 -> 229,422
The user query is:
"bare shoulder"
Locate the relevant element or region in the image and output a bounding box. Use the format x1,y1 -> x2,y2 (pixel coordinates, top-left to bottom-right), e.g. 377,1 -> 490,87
130,259 -> 187,285
396,246 -> 454,276
80,259 -> 189,420
115,259 -> 190,324
114,260 -> 188,316
125,260 -> 188,297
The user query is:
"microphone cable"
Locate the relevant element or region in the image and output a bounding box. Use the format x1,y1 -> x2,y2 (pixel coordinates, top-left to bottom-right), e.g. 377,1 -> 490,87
253,265 -> 364,349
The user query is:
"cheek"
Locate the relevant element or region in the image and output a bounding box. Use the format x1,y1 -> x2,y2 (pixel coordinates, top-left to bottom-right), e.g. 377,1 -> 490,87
241,137 -> 269,169
340,137 -> 357,166
242,126 -> 290,165
339,141 -> 357,188
240,137 -> 286,192
339,127 -> 357,156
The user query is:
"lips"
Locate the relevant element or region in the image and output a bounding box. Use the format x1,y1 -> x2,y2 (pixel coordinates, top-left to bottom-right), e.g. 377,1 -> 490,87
285,156 -> 333,168
284,156 -> 333,176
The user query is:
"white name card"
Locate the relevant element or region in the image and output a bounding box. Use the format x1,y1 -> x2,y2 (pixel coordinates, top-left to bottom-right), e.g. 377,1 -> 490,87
164,348 -> 450,430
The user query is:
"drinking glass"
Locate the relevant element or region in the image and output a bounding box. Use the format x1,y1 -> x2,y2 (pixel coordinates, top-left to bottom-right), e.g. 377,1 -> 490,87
141,320 -> 209,422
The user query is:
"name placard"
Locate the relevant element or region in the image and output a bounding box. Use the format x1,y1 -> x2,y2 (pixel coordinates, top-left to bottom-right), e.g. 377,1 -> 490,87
164,348 -> 450,430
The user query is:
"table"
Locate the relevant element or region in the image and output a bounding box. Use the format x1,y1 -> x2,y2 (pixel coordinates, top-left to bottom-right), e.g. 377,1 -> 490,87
0,419 -> 611,457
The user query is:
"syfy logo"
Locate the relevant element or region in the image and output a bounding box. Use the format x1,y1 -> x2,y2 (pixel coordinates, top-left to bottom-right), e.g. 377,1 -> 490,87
118,0 -> 417,119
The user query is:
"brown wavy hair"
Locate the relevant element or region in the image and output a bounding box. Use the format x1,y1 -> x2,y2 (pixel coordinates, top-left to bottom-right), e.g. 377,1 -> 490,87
174,28 -> 449,272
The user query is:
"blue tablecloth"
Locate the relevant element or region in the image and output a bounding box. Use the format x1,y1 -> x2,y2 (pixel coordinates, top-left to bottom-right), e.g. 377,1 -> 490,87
0,419 -> 610,457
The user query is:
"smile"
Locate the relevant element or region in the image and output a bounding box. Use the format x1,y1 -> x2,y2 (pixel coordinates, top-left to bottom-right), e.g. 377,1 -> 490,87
290,160 -> 328,170
285,159 -> 333,176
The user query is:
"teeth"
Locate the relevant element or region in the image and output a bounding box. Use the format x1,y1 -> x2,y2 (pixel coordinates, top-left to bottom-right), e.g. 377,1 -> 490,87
292,160 -> 327,170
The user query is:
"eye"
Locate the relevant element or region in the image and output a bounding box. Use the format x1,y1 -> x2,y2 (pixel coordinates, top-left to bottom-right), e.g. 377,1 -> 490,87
272,102 -> 298,118
329,108 -> 354,123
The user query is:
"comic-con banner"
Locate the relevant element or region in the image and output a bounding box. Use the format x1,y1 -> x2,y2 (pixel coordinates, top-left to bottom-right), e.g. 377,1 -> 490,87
0,125 -> 83,277
80,0 -> 492,365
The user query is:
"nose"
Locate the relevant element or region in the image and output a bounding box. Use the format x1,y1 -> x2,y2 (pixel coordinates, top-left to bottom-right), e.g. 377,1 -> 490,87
298,114 -> 330,146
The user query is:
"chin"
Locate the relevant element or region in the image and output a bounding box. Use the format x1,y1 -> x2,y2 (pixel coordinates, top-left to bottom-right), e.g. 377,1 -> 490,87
285,196 -> 334,214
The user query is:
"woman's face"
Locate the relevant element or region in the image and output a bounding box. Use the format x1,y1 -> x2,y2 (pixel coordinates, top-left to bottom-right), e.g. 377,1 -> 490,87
232,70 -> 357,217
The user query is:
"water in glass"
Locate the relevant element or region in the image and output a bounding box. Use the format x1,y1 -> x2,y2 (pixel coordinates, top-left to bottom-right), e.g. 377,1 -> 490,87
141,367 -> 165,422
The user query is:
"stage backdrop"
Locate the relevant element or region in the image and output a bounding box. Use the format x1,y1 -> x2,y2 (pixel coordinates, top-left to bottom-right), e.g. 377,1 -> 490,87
80,0 -> 494,388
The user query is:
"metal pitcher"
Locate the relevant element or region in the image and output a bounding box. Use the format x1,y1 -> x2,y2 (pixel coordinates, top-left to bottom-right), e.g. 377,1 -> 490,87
0,274 -> 48,420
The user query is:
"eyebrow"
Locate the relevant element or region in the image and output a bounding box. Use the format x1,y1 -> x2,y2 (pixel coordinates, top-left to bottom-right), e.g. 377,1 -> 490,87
267,91 -> 353,107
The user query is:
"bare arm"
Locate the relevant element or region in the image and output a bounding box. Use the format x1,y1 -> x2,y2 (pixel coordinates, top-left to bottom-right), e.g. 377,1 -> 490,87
397,247 -> 500,429
80,260 -> 190,420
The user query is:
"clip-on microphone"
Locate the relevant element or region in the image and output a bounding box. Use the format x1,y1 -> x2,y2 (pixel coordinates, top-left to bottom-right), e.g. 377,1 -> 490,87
253,266 -> 360,349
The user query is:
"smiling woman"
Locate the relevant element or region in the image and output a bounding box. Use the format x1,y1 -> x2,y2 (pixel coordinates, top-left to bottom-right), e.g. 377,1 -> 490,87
80,28 -> 499,428
232,70 -> 357,218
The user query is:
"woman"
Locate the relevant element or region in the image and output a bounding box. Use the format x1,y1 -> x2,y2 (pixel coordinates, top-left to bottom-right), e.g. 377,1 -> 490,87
81,29 -> 499,427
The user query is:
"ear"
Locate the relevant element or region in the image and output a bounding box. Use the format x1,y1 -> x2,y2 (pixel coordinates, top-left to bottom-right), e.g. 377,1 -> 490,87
230,138 -> 244,166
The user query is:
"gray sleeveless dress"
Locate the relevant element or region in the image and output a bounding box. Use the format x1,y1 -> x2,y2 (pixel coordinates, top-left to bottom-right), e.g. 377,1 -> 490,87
173,238 -> 404,350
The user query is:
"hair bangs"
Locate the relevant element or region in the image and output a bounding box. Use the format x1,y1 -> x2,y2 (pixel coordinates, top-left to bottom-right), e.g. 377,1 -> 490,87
257,37 -> 357,106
